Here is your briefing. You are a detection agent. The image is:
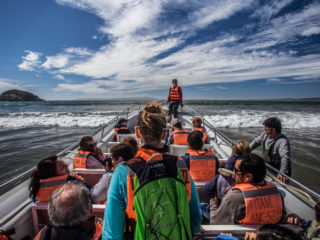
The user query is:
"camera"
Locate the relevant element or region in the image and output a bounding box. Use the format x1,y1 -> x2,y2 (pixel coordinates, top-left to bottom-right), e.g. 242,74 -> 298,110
102,157 -> 113,169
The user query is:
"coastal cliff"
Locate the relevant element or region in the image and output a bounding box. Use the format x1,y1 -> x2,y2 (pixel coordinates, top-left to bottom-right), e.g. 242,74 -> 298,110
0,89 -> 44,101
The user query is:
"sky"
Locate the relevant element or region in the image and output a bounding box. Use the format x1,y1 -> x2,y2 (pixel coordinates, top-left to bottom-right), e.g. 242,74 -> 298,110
0,0 -> 320,100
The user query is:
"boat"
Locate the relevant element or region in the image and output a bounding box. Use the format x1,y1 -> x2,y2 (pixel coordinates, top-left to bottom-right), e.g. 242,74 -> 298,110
0,103 -> 319,239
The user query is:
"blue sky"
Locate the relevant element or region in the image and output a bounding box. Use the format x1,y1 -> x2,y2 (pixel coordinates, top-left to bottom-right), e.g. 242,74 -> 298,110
0,0 -> 320,100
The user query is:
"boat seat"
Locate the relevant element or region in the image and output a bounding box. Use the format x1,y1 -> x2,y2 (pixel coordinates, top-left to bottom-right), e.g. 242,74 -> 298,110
107,141 -> 119,152
117,133 -> 139,142
32,202 -> 106,234
73,168 -> 105,187
169,144 -> 214,156
200,224 -> 260,235
169,145 -> 188,156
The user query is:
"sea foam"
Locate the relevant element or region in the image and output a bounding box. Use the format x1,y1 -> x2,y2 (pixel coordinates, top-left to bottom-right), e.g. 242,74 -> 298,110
0,112 -> 116,128
204,110 -> 320,129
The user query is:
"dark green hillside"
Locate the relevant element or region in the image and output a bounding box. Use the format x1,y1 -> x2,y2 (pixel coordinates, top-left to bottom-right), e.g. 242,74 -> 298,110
0,89 -> 44,101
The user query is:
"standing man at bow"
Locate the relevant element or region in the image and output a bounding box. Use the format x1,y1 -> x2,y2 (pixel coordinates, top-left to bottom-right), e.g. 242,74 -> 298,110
167,79 -> 183,120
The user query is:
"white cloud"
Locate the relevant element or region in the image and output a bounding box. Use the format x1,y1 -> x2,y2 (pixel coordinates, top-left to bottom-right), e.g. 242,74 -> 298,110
190,0 -> 254,29
216,86 -> 229,90
42,54 -> 69,69
302,26 -> 320,36
18,51 -> 42,71
0,78 -> 22,93
18,1 -> 320,96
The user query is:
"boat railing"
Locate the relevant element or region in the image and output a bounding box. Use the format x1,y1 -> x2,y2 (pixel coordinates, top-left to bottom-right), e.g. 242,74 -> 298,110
0,104 -> 141,196
184,105 -> 320,205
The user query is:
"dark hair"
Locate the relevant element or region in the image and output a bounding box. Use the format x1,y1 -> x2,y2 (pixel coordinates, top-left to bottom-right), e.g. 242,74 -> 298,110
29,155 -> 58,200
111,143 -> 134,162
315,201 -> 320,222
187,131 -> 203,150
122,136 -> 139,155
238,153 -> 266,183
256,224 -> 303,240
79,136 -> 93,151
172,79 -> 177,83
49,182 -> 91,227
263,117 -> 282,133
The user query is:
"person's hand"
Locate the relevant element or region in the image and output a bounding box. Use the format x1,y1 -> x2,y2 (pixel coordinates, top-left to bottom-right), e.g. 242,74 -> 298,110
287,214 -> 302,225
244,232 -> 257,240
277,173 -> 288,183
166,100 -> 169,104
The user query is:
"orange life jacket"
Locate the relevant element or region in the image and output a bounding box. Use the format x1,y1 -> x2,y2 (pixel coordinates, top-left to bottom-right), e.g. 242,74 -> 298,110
73,150 -> 93,168
192,127 -> 208,143
34,218 -> 102,240
36,175 -> 68,203
125,148 -> 191,222
233,182 -> 283,225
169,86 -> 181,101
113,126 -> 130,139
172,129 -> 189,145
187,149 -> 216,181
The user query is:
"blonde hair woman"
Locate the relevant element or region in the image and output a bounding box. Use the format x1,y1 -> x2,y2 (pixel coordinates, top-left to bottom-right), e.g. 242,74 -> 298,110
102,101 -> 201,239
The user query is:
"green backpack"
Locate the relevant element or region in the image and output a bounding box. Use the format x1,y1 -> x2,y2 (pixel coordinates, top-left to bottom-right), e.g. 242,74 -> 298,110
127,153 -> 192,240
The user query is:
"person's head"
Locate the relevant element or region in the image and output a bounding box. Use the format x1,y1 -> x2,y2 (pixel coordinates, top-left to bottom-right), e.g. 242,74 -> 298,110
171,118 -> 182,130
234,153 -> 266,184
232,140 -> 251,156
122,136 -> 139,155
79,136 -> 96,152
48,182 -> 91,227
256,224 -> 303,240
315,200 -> 320,222
263,117 -> 282,138
118,118 -> 128,127
110,143 -> 134,166
172,79 -> 178,87
135,101 -> 166,146
187,131 -> 203,150
191,117 -> 202,128
29,156 -> 70,200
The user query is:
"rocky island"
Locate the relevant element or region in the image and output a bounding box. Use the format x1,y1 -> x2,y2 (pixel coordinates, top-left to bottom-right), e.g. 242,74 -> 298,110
0,89 -> 44,101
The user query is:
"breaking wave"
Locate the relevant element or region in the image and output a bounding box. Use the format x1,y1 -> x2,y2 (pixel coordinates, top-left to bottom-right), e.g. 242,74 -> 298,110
0,112 -> 116,128
203,110 -> 320,129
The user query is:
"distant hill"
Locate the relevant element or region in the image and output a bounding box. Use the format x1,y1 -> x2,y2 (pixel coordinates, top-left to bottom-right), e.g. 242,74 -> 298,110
0,89 -> 44,101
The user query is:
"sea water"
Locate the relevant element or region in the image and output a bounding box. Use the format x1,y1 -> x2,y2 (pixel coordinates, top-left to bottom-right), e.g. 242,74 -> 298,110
0,99 -> 319,193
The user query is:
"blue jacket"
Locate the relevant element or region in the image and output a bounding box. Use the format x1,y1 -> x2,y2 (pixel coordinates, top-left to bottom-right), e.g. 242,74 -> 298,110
102,164 -> 202,239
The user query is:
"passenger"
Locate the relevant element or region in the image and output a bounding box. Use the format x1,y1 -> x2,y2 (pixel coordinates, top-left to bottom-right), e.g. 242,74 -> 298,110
250,117 -> 291,182
167,78 -> 183,120
202,141 -> 250,219
29,155 -> 86,203
168,118 -> 189,145
191,117 -> 209,143
225,140 -> 251,171
91,143 -> 134,204
34,182 -> 102,240
180,131 -> 219,181
73,136 -> 104,169
112,118 -> 130,141
122,136 -> 139,155
211,153 -> 285,225
286,201 -> 320,239
307,201 -> 320,239
102,101 -> 201,239
245,224 -> 304,240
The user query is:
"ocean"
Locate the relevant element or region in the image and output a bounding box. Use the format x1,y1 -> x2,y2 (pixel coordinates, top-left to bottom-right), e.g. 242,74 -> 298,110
0,99 -> 319,193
